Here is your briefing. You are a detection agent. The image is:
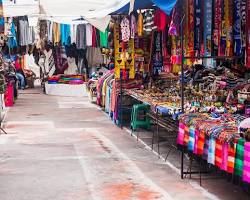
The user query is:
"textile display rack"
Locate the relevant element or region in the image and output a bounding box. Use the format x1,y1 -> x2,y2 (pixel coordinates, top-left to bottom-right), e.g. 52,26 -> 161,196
178,14 -> 246,185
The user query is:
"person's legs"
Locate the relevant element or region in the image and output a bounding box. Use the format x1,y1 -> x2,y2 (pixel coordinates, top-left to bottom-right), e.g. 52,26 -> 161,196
16,72 -> 25,89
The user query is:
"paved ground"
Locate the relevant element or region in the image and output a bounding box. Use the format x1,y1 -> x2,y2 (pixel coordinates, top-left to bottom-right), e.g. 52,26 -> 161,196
0,88 -> 249,200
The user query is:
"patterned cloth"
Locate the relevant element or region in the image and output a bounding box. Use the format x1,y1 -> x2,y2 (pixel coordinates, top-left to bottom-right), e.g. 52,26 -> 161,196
121,17 -> 130,42
243,142 -> 250,183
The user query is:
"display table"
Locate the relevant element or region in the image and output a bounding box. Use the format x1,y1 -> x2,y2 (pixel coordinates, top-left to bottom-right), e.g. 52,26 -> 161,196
45,83 -> 88,97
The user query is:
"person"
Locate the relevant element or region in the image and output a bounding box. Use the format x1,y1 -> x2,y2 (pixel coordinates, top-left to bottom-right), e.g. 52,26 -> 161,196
14,56 -> 26,90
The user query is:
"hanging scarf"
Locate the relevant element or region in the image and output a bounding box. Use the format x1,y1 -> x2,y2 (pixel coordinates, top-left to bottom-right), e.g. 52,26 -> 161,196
194,0 -> 201,51
212,0 -> 222,56
241,0 -> 247,61
247,0 -> 250,67
128,39 -> 135,79
234,138 -> 245,177
208,137 -> 216,165
233,0 -> 242,56
152,31 -> 163,76
220,0 -> 227,56
215,139 -> 223,168
225,0 -> 233,56
188,126 -> 195,152
203,0 -> 212,56
243,142 -> 250,183
227,142 -> 236,173
221,142 -> 228,171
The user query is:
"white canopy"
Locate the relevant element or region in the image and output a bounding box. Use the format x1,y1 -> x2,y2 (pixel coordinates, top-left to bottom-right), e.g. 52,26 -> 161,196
2,0 -> 129,32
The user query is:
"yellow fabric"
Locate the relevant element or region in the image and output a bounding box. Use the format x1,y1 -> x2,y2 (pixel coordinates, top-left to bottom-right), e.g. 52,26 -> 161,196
114,24 -> 124,79
128,39 -> 135,79
53,23 -> 61,44
137,11 -> 143,37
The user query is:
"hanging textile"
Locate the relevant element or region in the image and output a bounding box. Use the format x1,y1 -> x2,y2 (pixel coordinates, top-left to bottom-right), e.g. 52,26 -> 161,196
212,0 -> 222,56
152,31 -> 163,76
53,22 -> 61,44
7,19 -> 17,48
234,138 -> 245,177
203,0 -> 212,57
86,24 -> 93,47
121,17 -> 130,42
60,24 -> 71,45
130,14 -> 137,39
154,8 -> 168,32
17,16 -> 30,46
143,10 -> 157,34
187,0 -> 194,60
100,28 -> 108,48
47,21 -> 53,42
247,0 -> 250,67
220,0 -> 227,56
226,0 -> 233,56
241,0 -> 247,61
92,26 -> 97,47
70,24 -> 77,44
243,142 -> 250,183
114,23 -> 124,79
233,0 -> 242,56
76,24 -> 86,49
194,0 -> 201,51
137,11 -> 143,37
128,38 -> 135,79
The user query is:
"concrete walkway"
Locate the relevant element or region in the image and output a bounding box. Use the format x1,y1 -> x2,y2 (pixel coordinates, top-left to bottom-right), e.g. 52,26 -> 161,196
0,88 -> 248,200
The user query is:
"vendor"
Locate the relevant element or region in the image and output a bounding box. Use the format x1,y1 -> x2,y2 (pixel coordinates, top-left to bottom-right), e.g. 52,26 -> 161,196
14,55 -> 26,90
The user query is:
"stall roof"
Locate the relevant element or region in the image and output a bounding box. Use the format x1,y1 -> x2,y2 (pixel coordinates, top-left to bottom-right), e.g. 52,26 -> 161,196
111,0 -> 177,15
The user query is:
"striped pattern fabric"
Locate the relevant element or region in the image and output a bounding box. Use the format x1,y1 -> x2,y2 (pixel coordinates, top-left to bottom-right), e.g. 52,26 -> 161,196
177,123 -> 185,145
188,126 -> 195,152
234,138 -> 245,177
243,142 -> 250,183
221,142 -> 228,171
227,143 -> 236,173
183,124 -> 189,146
197,130 -> 205,155
215,139 -> 223,167
208,137 -> 216,165
193,129 -> 199,154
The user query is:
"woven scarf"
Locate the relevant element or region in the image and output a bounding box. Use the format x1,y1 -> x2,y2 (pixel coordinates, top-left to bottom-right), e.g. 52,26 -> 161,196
221,142 -> 228,171
234,138 -> 245,176
220,0 -> 227,56
183,124 -> 190,146
203,0 -> 212,56
241,0 -> 247,59
188,0 -> 194,55
177,122 -> 185,145
215,139 -> 223,167
194,0 -> 201,51
247,0 -> 250,67
188,126 -> 195,152
208,137 -> 216,165
193,129 -> 199,154
212,0 -> 222,56
197,130 -> 205,155
227,143 -> 236,173
233,0 -> 242,56
243,142 -> 250,183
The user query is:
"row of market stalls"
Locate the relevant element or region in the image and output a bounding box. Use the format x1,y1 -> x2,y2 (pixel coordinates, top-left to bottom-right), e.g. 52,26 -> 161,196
1,0 -> 250,193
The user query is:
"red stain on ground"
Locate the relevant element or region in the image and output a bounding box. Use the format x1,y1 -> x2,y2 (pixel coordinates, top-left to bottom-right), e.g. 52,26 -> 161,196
136,187 -> 161,200
104,183 -> 134,200
103,183 -> 161,200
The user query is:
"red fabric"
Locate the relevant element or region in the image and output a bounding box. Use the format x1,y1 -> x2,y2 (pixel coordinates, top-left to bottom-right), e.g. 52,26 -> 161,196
92,26 -> 97,47
215,139 -> 223,167
154,9 -> 169,31
247,0 -> 250,68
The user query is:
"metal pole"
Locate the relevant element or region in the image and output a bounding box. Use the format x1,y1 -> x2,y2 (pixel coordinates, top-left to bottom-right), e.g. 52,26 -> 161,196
180,14 -> 185,179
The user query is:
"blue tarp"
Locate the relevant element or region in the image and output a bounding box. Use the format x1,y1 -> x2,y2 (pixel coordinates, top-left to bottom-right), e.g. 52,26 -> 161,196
111,0 -> 177,15
151,0 -> 177,15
